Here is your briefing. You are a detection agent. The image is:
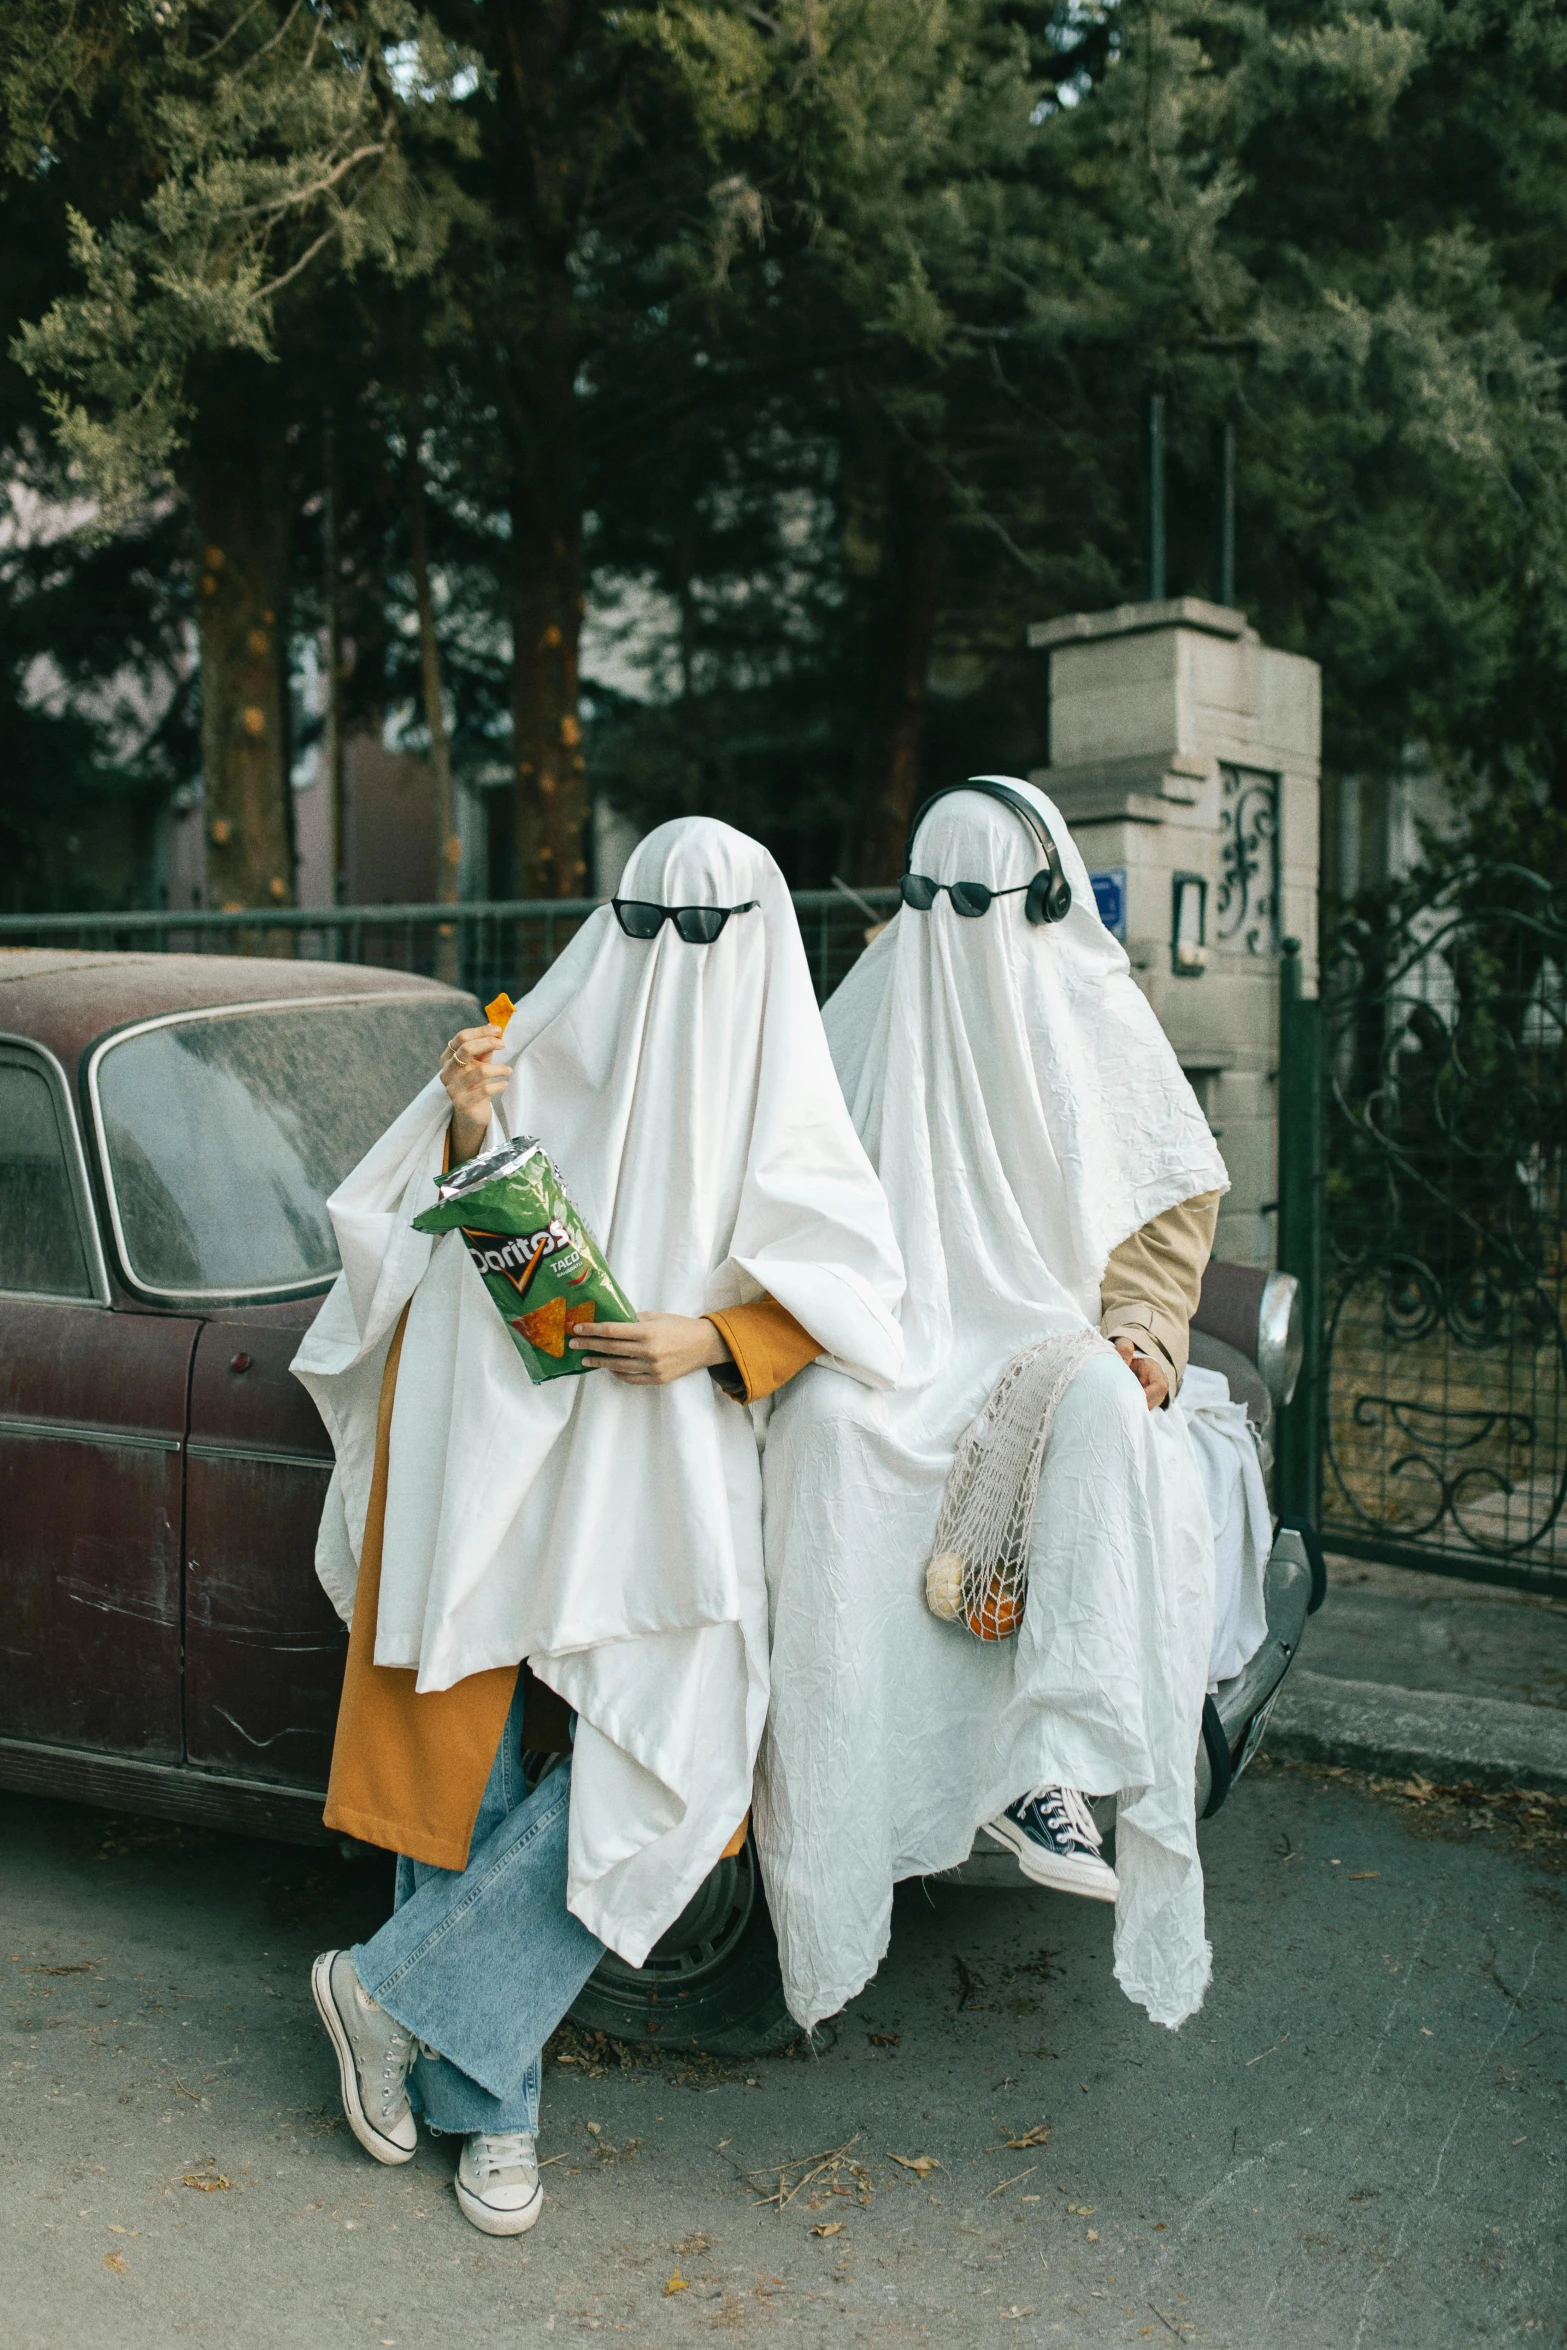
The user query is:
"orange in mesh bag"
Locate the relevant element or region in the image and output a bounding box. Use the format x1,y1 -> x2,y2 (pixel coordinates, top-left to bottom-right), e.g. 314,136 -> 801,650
925,1329 -> 1116,1641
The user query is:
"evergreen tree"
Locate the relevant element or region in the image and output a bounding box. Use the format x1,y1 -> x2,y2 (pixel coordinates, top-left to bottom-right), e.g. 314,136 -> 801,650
606,1 -> 1567,875
1,0 -> 472,910
3,0 -> 1565,914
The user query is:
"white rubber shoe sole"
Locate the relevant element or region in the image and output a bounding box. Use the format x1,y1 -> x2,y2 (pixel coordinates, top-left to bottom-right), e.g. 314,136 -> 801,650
982,1813 -> 1120,1902
310,1950 -> 418,2165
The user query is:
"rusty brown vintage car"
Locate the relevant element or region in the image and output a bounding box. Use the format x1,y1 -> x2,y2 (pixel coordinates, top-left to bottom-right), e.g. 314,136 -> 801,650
0,950 -> 470,1826
0,948 -> 1315,2056
0,948 -> 803,2053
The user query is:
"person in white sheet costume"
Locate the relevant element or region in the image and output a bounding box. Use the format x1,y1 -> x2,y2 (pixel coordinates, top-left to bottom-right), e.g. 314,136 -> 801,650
756,779 -> 1230,2034
291,817 -> 903,2235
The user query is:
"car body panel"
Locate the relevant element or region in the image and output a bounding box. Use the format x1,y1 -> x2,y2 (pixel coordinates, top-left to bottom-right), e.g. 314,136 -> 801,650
0,1296 -> 196,1758
185,1303 -> 343,1786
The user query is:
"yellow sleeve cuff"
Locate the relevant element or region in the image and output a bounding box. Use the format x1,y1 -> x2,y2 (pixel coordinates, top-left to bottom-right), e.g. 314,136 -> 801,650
705,1298 -> 821,1404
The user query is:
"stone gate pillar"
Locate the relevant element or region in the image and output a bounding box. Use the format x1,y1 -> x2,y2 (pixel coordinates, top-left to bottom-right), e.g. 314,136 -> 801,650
1029,596 -> 1320,1268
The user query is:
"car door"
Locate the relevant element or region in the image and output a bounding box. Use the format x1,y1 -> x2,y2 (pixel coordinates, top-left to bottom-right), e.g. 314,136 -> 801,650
0,1040 -> 194,1760
183,1303 -> 346,1789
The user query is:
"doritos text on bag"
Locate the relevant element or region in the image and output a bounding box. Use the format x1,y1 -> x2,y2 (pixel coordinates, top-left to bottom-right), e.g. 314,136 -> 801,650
412,1135 -> 636,1384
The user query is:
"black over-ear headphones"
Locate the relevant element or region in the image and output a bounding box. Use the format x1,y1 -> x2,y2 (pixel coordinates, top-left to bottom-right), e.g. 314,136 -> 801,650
902,777 -> 1074,925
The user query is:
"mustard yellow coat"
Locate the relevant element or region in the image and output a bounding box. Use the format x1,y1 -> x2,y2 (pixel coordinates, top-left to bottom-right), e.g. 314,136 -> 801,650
322,1298 -> 821,1869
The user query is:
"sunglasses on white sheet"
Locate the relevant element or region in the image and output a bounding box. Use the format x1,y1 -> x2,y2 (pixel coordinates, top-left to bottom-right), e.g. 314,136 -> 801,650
612,899 -> 758,944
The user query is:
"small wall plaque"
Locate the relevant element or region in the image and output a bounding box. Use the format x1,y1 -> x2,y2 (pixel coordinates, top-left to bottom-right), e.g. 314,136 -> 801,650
1090,867 -> 1127,942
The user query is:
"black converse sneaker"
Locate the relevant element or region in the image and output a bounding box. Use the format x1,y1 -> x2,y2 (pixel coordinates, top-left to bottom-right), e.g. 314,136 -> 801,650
982,1785 -> 1120,1902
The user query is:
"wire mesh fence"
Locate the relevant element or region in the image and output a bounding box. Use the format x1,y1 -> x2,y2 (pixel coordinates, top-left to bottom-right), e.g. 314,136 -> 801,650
0,888 -> 899,1009
1314,864 -> 1567,1594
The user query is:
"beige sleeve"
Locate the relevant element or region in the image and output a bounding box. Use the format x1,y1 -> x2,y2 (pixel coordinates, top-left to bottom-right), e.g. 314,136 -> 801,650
1099,1190 -> 1222,1396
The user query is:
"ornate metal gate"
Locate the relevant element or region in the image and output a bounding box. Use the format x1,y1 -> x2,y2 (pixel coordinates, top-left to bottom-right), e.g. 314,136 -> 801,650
1282,865 -> 1567,1593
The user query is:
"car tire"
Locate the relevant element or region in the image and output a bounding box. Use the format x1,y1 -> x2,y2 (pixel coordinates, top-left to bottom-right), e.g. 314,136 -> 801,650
568,1841 -> 801,2058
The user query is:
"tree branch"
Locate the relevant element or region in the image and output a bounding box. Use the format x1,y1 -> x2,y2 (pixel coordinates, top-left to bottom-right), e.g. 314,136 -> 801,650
226,140 -> 390,222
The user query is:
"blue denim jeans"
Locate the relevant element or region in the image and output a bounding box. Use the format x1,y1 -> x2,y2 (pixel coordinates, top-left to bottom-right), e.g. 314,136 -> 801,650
351,1682 -> 604,2135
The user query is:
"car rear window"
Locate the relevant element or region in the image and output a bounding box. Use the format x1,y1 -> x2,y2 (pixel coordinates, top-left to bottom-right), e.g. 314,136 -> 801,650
92,994 -> 476,1300
0,1054 -> 95,1298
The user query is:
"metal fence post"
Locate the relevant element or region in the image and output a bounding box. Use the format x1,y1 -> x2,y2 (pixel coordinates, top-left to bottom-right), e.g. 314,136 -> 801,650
1276,936 -> 1323,1523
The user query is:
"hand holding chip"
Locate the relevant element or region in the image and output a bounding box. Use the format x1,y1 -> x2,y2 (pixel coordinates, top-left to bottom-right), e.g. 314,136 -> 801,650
572,1313 -> 732,1385
440,1023 -> 508,1161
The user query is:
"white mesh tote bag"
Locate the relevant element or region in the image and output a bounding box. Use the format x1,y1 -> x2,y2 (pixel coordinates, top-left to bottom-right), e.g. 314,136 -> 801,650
925,1328 -> 1116,1640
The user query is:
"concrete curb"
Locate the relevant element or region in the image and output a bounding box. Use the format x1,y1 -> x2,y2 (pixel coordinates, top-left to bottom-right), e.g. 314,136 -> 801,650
1265,1669 -> 1567,1795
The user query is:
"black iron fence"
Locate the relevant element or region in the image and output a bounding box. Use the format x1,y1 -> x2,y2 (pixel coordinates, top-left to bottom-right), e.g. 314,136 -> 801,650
1278,865 -> 1567,1596
0,888 -> 899,1010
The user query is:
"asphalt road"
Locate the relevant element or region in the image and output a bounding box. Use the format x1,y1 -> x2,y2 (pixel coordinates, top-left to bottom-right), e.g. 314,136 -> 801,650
2,1760 -> 1561,2350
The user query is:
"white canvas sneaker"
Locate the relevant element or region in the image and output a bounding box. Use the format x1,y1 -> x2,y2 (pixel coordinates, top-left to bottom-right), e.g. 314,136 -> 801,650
310,1949 -> 418,2164
982,1785 -> 1120,1902
455,2131 -> 544,2236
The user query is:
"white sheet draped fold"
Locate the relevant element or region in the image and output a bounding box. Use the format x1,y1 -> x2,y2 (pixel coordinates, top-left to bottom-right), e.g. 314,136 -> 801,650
756,781 -> 1228,2030
1182,1364 -> 1272,1688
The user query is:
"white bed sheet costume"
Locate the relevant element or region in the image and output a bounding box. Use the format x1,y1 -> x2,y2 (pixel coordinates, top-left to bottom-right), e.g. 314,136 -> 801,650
1183,1363 -> 1273,1689
756,780 -> 1231,2032
293,817 -> 905,1969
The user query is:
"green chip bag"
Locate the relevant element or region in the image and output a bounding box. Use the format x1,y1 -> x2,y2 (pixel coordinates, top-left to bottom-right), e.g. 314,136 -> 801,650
412,1134 -> 636,1383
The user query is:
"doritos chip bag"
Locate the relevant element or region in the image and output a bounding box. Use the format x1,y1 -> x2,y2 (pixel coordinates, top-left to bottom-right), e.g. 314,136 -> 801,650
412,1135 -> 636,1383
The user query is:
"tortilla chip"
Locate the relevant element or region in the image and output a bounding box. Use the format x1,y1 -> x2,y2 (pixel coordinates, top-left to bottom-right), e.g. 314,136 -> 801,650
484,991 -> 516,1030
563,1300 -> 597,1335
514,1294 -> 568,1358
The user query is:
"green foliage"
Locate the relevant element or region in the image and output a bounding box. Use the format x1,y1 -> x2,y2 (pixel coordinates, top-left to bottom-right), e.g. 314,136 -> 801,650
1182,1 -> 1567,792
598,1 -> 1567,855
3,0 -> 475,521
3,0 -> 1567,903
0,478 -> 196,906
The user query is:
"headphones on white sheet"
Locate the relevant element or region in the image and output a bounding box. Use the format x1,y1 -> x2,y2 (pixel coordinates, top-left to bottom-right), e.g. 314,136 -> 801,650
901,778 -> 1073,926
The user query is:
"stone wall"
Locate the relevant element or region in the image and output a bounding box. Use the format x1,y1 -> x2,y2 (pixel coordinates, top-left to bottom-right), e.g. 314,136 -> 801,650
1028,596 -> 1321,1269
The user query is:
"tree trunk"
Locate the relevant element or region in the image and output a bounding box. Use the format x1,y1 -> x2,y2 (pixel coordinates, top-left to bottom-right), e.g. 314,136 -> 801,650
407,421 -> 459,980
194,450 -> 292,927
322,413 -> 347,904
851,452 -> 949,885
509,341 -> 587,899
495,4 -> 589,902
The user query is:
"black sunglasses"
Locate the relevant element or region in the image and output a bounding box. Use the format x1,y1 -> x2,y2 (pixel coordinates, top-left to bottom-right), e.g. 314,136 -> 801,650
900,875 -> 1030,918
613,898 -> 759,945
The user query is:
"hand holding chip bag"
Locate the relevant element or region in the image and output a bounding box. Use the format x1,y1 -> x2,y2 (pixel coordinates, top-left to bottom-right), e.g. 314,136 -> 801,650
412,1135 -> 636,1383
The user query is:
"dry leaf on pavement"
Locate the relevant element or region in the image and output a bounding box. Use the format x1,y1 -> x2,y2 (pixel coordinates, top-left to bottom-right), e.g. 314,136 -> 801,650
747,2133 -> 862,2212
887,2154 -> 939,2176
